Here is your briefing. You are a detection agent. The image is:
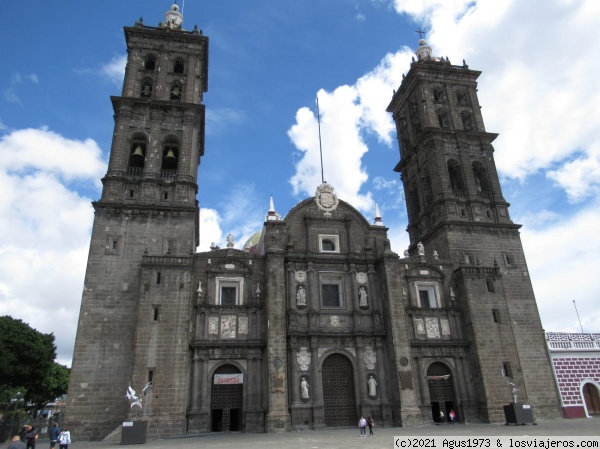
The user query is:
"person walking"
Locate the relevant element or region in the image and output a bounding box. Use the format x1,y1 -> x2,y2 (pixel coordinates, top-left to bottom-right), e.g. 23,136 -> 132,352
449,409 -> 456,423
24,426 -> 38,449
367,416 -> 375,436
49,423 -> 61,449
58,429 -> 71,449
358,416 -> 367,437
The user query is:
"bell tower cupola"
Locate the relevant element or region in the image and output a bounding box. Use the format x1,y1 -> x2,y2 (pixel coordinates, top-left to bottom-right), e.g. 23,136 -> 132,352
164,3 -> 184,29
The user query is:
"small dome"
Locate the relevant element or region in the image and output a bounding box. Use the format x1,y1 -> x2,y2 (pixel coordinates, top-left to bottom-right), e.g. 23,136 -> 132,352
243,230 -> 262,251
171,4 -> 179,11
419,39 -> 426,45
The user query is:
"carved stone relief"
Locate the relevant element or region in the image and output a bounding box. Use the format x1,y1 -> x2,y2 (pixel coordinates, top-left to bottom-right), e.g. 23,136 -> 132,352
297,347 -> 311,371
363,346 -> 377,370
415,318 -> 426,335
208,316 -> 219,335
425,317 -> 440,338
440,318 -> 451,336
238,316 -> 249,335
221,315 -> 237,338
330,315 -> 341,327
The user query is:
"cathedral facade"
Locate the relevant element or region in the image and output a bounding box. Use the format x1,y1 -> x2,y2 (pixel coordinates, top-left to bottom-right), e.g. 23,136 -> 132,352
65,5 -> 561,440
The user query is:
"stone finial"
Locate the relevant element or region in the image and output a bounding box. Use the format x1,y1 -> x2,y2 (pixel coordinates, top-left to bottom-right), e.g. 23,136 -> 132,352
374,202 -> 384,226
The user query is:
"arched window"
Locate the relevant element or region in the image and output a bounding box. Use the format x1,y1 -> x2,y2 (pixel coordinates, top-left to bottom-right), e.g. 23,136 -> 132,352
161,135 -> 180,180
407,183 -> 421,217
472,161 -> 491,197
170,81 -> 182,101
173,58 -> 184,74
140,78 -> 152,97
447,159 -> 466,196
437,110 -> 450,128
461,111 -> 474,131
433,87 -> 446,103
144,54 -> 156,71
422,173 -> 433,207
128,134 -> 147,177
322,239 -> 335,251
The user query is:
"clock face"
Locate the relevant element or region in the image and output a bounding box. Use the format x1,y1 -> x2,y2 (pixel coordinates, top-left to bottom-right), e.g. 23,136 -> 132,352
295,271 -> 306,283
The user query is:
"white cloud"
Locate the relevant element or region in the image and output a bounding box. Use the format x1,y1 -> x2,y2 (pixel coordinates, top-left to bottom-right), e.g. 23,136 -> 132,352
0,128 -> 106,366
198,208 -> 223,252
521,202 -> 600,333
100,54 -> 127,86
547,147 -> 600,203
26,74 -> 39,84
0,127 -> 106,184
288,49 -> 411,213
394,0 -> 600,186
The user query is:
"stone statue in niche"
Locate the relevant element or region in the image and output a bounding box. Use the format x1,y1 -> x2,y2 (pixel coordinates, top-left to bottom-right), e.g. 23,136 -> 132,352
296,285 -> 307,306
359,286 -> 368,308
300,377 -> 310,400
417,241 -> 425,256
368,375 -> 378,397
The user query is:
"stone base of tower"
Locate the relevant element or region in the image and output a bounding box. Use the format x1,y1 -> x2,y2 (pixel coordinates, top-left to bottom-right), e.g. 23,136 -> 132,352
266,411 -> 291,432
399,406 -> 426,427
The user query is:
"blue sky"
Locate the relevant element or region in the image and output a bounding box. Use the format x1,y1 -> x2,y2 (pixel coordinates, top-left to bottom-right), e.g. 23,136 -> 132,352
1,0 -> 599,366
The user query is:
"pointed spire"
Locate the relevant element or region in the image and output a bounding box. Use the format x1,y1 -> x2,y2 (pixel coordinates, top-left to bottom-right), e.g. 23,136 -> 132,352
374,202 -> 384,227
266,195 -> 281,221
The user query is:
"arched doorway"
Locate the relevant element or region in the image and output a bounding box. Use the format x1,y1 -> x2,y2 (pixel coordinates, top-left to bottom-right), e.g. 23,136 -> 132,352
427,362 -> 457,423
322,353 -> 357,427
211,364 -> 243,432
583,383 -> 600,416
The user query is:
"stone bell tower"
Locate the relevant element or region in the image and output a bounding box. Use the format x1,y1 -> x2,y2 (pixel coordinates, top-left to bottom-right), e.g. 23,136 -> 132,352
387,38 -> 561,421
66,4 -> 208,439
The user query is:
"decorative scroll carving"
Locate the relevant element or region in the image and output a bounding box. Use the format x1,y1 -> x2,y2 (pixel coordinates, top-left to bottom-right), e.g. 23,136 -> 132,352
330,315 -> 341,327
238,316 -> 248,335
208,317 -> 219,335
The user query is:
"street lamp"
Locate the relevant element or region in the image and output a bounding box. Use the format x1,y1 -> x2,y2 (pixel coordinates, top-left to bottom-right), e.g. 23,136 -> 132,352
9,392 -> 23,438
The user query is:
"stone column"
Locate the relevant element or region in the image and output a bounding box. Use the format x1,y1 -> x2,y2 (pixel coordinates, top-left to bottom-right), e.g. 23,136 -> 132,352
310,337 -> 325,429
356,338 -> 368,404
190,351 -> 201,411
264,235 -> 291,432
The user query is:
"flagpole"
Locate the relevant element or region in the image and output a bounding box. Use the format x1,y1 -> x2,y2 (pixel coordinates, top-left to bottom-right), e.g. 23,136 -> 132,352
573,300 -> 584,333
316,96 -> 325,184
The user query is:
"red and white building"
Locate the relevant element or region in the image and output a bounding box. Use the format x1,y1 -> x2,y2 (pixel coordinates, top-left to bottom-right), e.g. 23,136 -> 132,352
546,332 -> 600,418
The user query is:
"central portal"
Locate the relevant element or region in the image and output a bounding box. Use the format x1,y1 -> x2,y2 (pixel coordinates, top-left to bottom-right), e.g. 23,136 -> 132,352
322,353 -> 357,427
211,364 -> 243,432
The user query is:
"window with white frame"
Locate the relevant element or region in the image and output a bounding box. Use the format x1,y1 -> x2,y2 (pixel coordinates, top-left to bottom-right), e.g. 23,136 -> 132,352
319,234 -> 340,253
415,282 -> 441,308
320,273 -> 344,308
215,277 -> 244,305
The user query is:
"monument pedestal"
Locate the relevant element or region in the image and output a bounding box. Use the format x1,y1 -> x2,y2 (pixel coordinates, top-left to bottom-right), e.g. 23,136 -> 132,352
503,403 -> 534,425
121,421 -> 147,445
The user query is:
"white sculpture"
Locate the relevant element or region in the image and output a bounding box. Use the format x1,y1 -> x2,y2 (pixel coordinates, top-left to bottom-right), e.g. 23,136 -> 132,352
368,375 -> 377,397
301,378 -> 310,399
296,285 -> 307,306
359,286 -> 368,307
417,241 -> 425,256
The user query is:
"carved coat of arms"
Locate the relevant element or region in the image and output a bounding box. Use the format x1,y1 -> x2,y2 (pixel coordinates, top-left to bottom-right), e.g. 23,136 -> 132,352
315,183 -> 339,217
297,347 -> 311,371
363,346 -> 377,370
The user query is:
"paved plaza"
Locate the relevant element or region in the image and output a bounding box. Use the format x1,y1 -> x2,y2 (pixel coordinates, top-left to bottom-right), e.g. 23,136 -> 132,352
64,418 -> 599,449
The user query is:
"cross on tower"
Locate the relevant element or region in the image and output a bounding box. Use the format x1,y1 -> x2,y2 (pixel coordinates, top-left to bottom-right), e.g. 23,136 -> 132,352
415,28 -> 426,39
